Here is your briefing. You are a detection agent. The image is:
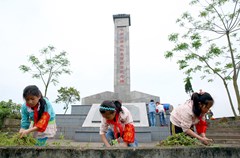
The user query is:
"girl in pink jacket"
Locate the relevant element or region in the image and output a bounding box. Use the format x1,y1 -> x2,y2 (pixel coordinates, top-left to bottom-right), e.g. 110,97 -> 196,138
170,92 -> 214,145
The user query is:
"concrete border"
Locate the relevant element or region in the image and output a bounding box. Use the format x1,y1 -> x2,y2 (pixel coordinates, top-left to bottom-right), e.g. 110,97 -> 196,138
0,146 -> 240,158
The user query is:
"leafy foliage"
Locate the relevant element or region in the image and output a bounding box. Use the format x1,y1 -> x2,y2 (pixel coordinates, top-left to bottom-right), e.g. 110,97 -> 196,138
184,77 -> 194,97
165,0 -> 240,116
158,133 -> 202,146
0,133 -> 36,146
110,139 -> 119,146
55,87 -> 80,114
0,100 -> 21,128
19,45 -> 72,97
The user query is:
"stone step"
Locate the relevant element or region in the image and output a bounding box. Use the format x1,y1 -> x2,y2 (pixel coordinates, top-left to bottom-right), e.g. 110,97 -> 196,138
74,127 -> 153,143
207,127 -> 240,133
213,139 -> 240,144
208,131 -> 240,135
207,123 -> 240,128
3,118 -> 21,127
208,134 -> 240,140
0,127 -> 19,132
207,133 -> 240,137
73,126 -> 171,143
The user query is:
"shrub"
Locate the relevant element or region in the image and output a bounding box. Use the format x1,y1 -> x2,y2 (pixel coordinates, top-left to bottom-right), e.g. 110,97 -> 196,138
158,133 -> 202,146
0,133 -> 36,146
0,100 -> 21,128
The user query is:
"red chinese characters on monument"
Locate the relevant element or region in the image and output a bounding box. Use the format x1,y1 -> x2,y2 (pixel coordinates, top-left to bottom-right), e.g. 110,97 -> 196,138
118,28 -> 125,84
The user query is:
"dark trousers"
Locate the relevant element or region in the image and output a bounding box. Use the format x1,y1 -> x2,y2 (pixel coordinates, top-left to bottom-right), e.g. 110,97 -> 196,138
170,121 -> 194,135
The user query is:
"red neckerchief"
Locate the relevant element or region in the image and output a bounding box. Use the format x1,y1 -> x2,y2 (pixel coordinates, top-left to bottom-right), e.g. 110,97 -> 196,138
195,115 -> 207,134
26,103 -> 39,126
106,113 -> 123,139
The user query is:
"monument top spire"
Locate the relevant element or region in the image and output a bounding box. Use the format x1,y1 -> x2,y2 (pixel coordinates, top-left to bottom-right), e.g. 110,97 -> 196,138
113,14 -> 131,26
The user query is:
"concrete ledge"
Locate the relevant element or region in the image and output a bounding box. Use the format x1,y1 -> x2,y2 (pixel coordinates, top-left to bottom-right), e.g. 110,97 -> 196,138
75,127 -> 153,142
0,146 -> 240,158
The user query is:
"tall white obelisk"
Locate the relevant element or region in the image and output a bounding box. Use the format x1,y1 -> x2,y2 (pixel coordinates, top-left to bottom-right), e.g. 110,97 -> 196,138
113,14 -> 131,101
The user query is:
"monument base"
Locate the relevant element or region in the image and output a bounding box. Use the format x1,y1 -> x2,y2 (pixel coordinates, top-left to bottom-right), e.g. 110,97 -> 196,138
82,102 -> 149,127
55,105 -> 171,142
82,90 -> 160,105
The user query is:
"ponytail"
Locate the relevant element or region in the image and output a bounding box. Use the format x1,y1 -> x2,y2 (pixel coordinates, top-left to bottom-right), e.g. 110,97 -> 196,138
191,92 -> 214,117
113,100 -> 123,113
38,97 -> 47,121
191,93 -> 202,117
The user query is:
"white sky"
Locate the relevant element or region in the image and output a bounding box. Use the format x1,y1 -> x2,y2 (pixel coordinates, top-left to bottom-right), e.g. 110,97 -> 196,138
0,0 -> 238,118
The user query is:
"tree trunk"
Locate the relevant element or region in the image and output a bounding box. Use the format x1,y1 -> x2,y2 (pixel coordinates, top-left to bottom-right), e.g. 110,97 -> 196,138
226,32 -> 239,116
233,77 -> 240,115
223,79 -> 237,117
64,107 -> 68,115
44,85 -> 48,97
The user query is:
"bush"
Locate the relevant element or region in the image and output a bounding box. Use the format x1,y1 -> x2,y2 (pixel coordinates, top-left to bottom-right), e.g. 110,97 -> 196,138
158,133 -> 202,146
0,100 -> 21,128
0,133 -> 36,146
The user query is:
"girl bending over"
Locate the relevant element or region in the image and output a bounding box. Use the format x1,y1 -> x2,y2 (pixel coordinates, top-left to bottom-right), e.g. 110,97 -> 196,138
19,85 -> 57,146
170,92 -> 214,145
99,100 -> 138,147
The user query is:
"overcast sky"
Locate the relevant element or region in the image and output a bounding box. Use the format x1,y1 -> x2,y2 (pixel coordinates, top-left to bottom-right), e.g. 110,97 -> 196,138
0,0 -> 238,118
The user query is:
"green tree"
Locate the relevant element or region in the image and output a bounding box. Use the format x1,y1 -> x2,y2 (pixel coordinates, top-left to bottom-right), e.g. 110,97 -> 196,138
19,45 -> 71,97
184,77 -> 194,97
55,87 -> 80,114
0,100 -> 21,128
164,0 -> 240,117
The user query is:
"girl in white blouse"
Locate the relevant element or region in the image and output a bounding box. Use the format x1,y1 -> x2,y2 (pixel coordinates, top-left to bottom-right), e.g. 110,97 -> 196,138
170,92 -> 214,145
99,100 -> 138,147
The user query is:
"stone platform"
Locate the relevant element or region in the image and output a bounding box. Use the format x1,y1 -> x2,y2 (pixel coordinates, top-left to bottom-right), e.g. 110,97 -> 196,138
55,104 -> 170,142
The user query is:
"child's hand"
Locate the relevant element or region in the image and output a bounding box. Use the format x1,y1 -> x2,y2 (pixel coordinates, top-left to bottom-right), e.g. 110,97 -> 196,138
19,129 -> 30,138
201,137 -> 213,145
19,128 -> 25,133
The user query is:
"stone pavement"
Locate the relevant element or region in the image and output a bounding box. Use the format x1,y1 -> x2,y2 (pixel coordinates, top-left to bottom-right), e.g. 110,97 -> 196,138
47,138 -> 240,149
47,139 -> 159,148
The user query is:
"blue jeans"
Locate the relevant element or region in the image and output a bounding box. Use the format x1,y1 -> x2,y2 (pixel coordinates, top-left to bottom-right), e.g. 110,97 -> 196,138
105,129 -> 138,147
149,112 -> 156,126
159,112 -> 166,125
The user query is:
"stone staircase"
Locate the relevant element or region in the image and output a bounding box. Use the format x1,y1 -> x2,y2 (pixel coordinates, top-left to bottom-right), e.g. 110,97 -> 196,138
206,117 -> 240,145
0,118 -> 20,135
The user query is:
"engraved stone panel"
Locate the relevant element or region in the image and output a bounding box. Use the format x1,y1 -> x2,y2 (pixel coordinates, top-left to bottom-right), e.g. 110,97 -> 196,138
82,102 -> 149,127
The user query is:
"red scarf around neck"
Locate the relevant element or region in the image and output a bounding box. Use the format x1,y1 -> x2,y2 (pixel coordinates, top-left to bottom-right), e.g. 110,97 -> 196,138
26,103 -> 39,126
26,102 -> 50,132
106,113 -> 123,139
195,116 -> 207,134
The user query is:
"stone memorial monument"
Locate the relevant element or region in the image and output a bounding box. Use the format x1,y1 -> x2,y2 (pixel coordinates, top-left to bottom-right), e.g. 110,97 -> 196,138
56,14 -> 169,143
81,14 -> 159,127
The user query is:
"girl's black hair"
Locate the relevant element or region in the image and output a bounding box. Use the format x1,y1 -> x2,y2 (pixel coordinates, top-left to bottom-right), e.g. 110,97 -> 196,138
99,100 -> 123,114
23,85 -> 47,121
191,92 -> 214,117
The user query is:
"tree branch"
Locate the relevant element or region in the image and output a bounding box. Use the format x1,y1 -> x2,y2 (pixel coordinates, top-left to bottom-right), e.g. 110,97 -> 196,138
208,1 -> 228,30
33,63 -> 47,87
236,61 -> 240,77
190,51 -> 225,81
231,27 -> 240,33
229,0 -> 240,30
207,33 -> 225,42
